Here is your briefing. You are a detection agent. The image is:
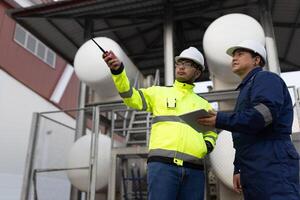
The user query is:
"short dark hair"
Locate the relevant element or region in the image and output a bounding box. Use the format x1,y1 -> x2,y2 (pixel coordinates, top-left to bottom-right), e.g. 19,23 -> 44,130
233,48 -> 265,66
194,67 -> 203,82
252,52 -> 265,67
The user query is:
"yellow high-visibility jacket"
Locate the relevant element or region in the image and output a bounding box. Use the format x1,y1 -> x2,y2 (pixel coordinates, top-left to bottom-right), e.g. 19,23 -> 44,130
112,67 -> 217,166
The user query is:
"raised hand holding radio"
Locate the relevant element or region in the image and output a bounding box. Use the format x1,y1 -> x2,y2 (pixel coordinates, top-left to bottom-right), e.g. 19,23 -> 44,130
103,50 -> 121,70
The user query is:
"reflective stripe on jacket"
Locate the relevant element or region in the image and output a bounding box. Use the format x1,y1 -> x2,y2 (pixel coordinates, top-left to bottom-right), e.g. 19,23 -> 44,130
112,68 -> 218,164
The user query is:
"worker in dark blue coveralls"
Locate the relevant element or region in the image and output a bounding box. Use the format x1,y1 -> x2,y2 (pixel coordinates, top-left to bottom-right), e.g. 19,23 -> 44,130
198,40 -> 300,200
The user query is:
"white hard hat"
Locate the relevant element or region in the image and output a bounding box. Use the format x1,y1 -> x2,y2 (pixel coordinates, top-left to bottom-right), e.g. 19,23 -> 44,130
175,47 -> 205,71
226,40 -> 266,63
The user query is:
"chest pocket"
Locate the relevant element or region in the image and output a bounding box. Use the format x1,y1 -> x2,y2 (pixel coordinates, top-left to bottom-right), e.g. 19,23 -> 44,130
166,97 -> 177,109
154,95 -> 178,115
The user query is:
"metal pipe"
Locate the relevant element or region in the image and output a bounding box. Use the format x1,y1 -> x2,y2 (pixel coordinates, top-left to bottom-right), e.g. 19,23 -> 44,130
39,115 -> 76,131
71,17 -> 94,200
108,149 -> 118,200
36,107 -> 90,115
87,106 -> 100,200
260,0 -> 281,74
20,113 -> 40,200
292,86 -> 300,128
163,3 -> 174,86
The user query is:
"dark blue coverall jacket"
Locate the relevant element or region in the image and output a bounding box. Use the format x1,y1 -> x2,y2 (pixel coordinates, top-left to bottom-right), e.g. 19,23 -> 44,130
216,67 -> 300,200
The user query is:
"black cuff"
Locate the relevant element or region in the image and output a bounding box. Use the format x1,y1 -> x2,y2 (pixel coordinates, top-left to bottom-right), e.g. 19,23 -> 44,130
110,63 -> 124,75
205,141 -> 213,153
233,168 -> 240,175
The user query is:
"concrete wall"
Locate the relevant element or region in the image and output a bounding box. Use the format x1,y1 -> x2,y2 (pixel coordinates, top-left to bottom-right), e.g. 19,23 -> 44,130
0,69 -> 76,200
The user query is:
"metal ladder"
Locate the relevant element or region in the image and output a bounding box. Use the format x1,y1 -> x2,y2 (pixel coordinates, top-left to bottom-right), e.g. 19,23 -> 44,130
125,110 -> 151,146
124,69 -> 159,146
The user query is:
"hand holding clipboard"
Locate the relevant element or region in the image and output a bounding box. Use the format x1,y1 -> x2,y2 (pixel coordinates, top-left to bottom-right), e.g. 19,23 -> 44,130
196,109 -> 217,129
179,109 -> 216,132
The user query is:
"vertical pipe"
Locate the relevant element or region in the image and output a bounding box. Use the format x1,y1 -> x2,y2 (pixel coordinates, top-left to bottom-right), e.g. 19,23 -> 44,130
76,17 -> 93,138
75,18 -> 93,138
137,168 -> 143,199
87,106 -> 100,200
108,110 -> 116,200
71,83 -> 87,200
294,87 -> 300,129
20,113 -> 40,200
121,168 -> 129,200
71,17 -> 94,200
260,0 -> 281,74
163,3 -> 174,86
75,81 -> 87,139
131,168 -> 138,200
108,149 -> 117,200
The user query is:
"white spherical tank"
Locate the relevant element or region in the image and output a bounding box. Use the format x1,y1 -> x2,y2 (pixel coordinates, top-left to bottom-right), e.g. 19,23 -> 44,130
209,131 -> 235,189
203,13 -> 265,84
66,134 -> 111,191
74,37 -> 143,101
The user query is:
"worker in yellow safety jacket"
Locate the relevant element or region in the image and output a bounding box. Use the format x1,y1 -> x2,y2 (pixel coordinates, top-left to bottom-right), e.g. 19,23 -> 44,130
103,47 -> 218,200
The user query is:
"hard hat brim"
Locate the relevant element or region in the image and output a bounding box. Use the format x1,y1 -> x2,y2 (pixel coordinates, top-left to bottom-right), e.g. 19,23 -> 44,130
226,46 -> 266,63
175,56 -> 205,71
226,46 -> 248,57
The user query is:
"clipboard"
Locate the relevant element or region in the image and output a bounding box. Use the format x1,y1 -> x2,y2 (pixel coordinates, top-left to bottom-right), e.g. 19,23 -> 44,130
179,109 -> 213,132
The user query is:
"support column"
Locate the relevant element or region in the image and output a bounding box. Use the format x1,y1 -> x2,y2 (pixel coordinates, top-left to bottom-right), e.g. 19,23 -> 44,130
163,3 -> 174,86
87,106 -> 100,200
70,17 -> 94,200
260,0 -> 281,74
20,113 -> 40,200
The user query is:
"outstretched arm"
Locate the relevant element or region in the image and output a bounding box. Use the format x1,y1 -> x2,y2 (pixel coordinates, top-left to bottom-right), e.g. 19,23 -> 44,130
103,51 -> 153,112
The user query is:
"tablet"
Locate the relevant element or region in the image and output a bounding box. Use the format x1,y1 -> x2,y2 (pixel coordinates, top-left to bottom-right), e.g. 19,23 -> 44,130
179,109 -> 214,132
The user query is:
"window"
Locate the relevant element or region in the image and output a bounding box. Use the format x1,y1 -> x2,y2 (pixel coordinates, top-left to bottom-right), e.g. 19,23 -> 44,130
46,49 -> 55,66
37,43 -> 46,59
14,25 -> 26,45
26,34 -> 36,53
14,24 -> 56,68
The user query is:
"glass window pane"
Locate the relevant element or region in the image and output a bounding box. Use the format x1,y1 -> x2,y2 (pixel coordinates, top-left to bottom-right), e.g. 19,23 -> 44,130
26,35 -> 36,53
37,42 -> 46,59
46,50 -> 55,66
14,25 -> 26,45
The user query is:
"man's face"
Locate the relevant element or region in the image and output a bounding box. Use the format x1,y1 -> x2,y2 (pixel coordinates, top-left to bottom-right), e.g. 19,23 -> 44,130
231,49 -> 258,77
175,59 -> 201,83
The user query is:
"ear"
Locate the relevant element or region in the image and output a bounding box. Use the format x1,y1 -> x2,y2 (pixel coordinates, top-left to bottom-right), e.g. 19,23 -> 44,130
254,56 -> 261,65
194,69 -> 201,80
